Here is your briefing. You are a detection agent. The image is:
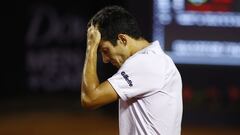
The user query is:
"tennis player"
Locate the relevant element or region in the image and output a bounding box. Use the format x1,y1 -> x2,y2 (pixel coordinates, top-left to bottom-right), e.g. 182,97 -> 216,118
81,5 -> 183,135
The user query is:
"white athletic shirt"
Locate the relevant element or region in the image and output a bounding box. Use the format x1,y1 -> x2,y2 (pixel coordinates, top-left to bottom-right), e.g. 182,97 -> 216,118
108,40 -> 183,135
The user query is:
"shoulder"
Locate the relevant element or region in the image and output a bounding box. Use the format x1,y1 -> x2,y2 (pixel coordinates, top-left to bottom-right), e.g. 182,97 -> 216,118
122,45 -> 165,70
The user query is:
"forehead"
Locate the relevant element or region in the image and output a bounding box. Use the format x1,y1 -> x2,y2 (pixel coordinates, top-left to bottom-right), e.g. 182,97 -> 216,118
99,40 -> 113,49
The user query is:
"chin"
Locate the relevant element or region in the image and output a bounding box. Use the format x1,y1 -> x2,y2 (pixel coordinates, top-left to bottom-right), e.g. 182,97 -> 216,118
112,64 -> 119,68
114,64 -> 120,68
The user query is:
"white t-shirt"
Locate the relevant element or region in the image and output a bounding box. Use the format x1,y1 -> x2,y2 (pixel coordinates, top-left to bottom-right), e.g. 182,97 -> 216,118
108,41 -> 183,135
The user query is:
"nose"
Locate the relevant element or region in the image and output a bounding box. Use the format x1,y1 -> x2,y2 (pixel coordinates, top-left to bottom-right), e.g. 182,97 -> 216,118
102,54 -> 110,63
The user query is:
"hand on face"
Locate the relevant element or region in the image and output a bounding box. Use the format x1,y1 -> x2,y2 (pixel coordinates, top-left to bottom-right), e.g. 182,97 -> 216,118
87,25 -> 101,48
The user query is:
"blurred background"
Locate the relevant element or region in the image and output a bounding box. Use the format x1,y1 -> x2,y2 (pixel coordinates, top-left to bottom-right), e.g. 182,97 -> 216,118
1,0 -> 240,134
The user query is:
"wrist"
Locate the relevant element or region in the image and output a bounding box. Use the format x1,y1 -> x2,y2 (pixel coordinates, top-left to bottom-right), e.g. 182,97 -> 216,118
87,44 -> 98,52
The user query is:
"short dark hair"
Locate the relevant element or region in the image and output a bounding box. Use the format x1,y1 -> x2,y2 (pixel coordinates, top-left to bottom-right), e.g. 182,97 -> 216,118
87,5 -> 143,45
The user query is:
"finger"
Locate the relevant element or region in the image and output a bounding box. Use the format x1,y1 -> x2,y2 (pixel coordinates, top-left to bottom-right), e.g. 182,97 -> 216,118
87,25 -> 94,33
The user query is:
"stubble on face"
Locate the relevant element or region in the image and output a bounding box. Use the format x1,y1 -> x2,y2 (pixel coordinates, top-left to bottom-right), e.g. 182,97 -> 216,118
99,40 -> 129,68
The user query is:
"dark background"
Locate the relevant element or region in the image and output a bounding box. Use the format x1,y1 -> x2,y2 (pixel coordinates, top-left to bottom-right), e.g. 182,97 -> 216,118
1,0 -> 240,134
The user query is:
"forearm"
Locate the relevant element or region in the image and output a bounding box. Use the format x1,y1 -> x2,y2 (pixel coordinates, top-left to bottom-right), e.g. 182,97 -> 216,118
81,45 -> 99,104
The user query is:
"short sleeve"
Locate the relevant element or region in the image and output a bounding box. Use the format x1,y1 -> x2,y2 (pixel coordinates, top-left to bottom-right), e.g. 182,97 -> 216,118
108,54 -> 165,101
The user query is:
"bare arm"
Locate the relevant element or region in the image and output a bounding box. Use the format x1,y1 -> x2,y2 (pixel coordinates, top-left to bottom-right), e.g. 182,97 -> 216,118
81,26 -> 118,110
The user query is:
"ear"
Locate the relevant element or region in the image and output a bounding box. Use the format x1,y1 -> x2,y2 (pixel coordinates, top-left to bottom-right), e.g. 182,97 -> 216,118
117,34 -> 127,45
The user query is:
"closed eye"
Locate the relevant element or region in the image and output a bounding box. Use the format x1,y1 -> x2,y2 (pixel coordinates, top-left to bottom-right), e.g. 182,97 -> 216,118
101,48 -> 109,55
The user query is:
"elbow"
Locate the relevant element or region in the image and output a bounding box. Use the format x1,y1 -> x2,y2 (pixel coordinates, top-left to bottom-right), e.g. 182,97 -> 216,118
81,100 -> 95,110
81,97 -> 99,110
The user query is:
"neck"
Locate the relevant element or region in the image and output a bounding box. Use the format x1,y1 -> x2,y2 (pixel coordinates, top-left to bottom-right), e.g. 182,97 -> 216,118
130,39 -> 150,56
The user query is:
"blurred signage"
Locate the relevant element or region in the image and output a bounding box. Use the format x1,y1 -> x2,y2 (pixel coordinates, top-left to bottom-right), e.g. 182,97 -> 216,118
153,0 -> 240,65
25,5 -> 86,91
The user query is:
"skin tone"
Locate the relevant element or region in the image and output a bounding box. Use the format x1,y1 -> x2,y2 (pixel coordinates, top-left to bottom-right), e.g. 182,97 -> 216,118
81,25 -> 150,109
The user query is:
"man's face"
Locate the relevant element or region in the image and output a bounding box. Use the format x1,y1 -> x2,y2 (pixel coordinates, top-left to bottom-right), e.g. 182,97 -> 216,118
99,40 -> 130,68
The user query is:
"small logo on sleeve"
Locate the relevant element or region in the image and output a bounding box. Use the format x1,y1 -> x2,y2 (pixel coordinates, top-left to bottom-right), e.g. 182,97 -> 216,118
121,71 -> 133,87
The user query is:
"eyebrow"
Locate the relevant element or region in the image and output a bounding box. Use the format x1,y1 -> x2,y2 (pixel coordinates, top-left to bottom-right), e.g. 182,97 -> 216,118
98,44 -> 103,51
98,45 -> 106,52
99,44 -> 107,50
